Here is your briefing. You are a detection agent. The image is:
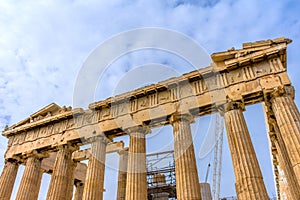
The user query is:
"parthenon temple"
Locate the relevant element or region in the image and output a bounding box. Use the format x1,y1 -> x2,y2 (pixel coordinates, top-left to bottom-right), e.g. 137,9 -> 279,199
1,37 -> 299,200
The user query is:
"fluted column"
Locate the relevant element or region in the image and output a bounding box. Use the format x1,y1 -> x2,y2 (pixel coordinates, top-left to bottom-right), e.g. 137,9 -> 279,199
263,101 -> 300,199
34,169 -> 44,200
125,126 -> 149,200
0,159 -> 19,200
46,144 -> 78,200
275,136 -> 300,199
16,152 -> 46,200
117,148 -> 128,200
170,114 -> 202,200
74,180 -> 84,200
223,102 -> 268,200
82,136 -> 109,200
269,86 -> 300,185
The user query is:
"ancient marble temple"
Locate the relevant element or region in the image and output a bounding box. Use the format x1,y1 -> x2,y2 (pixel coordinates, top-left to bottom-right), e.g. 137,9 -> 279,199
1,37 -> 299,200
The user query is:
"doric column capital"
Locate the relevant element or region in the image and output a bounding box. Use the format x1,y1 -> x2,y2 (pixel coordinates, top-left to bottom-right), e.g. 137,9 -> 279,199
125,126 -> 151,136
5,157 -> 21,165
22,150 -> 49,161
88,135 -> 112,144
57,142 -> 79,152
169,113 -> 194,124
117,147 -> 129,155
269,85 -> 295,100
219,101 -> 245,115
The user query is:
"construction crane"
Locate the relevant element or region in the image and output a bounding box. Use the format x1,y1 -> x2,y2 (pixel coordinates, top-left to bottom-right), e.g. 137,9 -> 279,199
212,113 -> 224,200
205,163 -> 211,183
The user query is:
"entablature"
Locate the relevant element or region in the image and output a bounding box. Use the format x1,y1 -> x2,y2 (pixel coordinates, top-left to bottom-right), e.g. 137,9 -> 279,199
2,37 -> 293,159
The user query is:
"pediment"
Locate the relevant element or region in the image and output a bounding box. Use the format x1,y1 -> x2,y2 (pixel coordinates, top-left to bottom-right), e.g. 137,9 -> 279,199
9,103 -> 61,129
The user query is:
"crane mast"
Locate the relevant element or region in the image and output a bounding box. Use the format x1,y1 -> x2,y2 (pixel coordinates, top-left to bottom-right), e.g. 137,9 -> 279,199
212,114 -> 224,200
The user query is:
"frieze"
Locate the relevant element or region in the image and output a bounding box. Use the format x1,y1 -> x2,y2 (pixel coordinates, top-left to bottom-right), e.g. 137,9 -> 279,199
158,90 -> 170,103
74,114 -> 85,127
130,99 -> 138,112
25,130 -> 35,141
101,107 -> 111,119
7,136 -> 14,147
117,102 -> 129,115
150,93 -> 158,106
269,57 -> 285,72
66,118 -> 76,130
179,84 -> 195,98
170,87 -> 179,101
204,76 -> 218,91
138,96 -> 149,109
242,66 -> 255,80
83,111 -> 95,124
226,69 -> 244,85
111,104 -> 119,117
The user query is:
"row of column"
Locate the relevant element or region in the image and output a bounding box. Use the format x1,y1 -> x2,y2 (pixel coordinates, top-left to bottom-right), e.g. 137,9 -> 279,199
263,86 -> 300,199
0,86 -> 300,200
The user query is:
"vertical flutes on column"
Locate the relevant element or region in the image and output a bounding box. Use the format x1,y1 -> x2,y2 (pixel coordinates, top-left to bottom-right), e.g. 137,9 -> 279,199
16,151 -> 46,200
117,148 -> 128,200
125,126 -> 150,200
263,99 -> 300,199
170,113 -> 202,200
46,144 -> 78,200
0,159 -> 19,200
82,135 -> 110,200
222,102 -> 269,200
269,86 -> 300,186
74,180 -> 84,200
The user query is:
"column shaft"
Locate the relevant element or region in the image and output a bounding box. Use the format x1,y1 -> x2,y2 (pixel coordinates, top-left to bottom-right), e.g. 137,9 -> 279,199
224,104 -> 269,200
0,161 -> 19,200
271,91 -> 300,185
263,101 -> 300,199
66,161 -> 77,200
125,127 -> 148,200
117,150 -> 128,200
82,136 -> 108,200
74,181 -> 84,200
275,138 -> 300,199
16,156 -> 42,200
171,114 -> 202,200
46,145 -> 76,200
34,170 -> 44,200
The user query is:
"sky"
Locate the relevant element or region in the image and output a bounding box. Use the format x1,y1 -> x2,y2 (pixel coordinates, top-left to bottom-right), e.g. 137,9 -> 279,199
0,0 -> 300,199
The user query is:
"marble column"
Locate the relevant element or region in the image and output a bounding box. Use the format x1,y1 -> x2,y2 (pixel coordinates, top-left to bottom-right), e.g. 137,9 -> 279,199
263,101 -> 300,199
46,144 -> 78,200
16,153 -> 45,200
117,148 -> 128,200
223,102 -> 269,200
0,159 -> 19,200
34,169 -> 44,200
152,192 -> 169,200
200,183 -> 213,200
125,126 -> 149,200
82,136 -> 109,200
170,114 -> 202,200
275,136 -> 300,199
74,180 -> 84,200
269,86 -> 300,185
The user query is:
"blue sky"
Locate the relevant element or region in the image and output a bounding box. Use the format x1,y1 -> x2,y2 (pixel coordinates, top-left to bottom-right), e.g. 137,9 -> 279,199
0,0 -> 300,199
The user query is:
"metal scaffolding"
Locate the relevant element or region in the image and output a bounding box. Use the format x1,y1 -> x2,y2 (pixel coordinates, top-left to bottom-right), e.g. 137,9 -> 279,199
147,150 -> 176,200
